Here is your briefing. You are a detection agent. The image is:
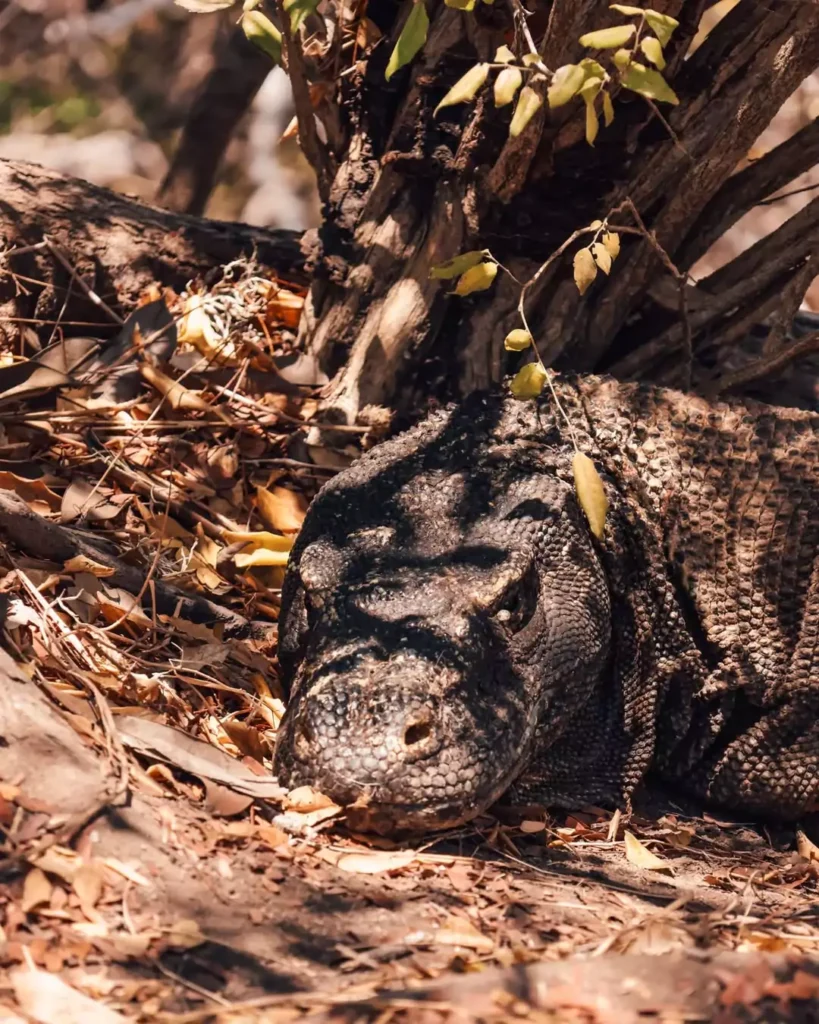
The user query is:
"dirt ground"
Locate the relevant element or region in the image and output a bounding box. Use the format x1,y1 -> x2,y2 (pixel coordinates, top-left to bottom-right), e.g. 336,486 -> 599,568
1,262 -> 819,1023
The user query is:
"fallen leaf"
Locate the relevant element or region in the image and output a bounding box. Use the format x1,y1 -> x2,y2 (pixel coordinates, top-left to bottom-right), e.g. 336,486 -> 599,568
31,847 -> 82,885
335,850 -> 417,874
110,932 -> 154,958
265,285 -> 304,329
435,915 -> 495,953
256,485 -> 308,534
283,786 -> 337,812
11,962 -> 127,1023
21,868 -> 53,914
258,825 -> 289,849
520,820 -> 546,834
166,918 -> 205,950
797,830 -> 819,863
117,717 -> 286,800
72,862 -> 105,917
235,547 -> 291,568
0,471 -> 62,511
63,556 -> 115,578
140,364 -> 214,413
203,780 -> 254,818
624,831 -> 671,872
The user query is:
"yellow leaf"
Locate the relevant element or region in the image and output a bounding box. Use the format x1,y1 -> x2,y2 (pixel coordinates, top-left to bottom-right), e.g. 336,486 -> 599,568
256,485 -> 307,533
624,830 -> 671,872
602,89 -> 614,126
21,867 -> 52,913
645,9 -> 679,47
434,63 -> 490,115
385,1 -> 428,81
509,84 -> 543,136
621,61 -> 679,105
235,548 -> 290,568
241,9 -> 282,64
453,261 -> 498,296
224,530 -> 294,552
609,3 -> 644,13
494,44 -> 515,63
573,247 -> 598,295
510,362 -> 548,399
494,65 -> 523,107
547,64 -> 585,108
579,24 -> 636,49
429,250 -> 489,280
63,555 -> 115,578
639,35 -> 666,69
584,94 -> 599,145
603,231 -> 621,260
335,850 -> 417,874
572,451 -> 608,539
504,328 -> 533,351
591,242 -> 612,275
613,47 -> 632,70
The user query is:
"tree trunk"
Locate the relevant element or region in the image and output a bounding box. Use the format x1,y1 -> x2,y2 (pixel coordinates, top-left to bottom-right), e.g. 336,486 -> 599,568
289,0 -> 819,423
0,158 -> 302,347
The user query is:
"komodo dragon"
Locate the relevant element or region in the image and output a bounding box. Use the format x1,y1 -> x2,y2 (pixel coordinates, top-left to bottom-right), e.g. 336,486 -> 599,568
273,375 -> 819,834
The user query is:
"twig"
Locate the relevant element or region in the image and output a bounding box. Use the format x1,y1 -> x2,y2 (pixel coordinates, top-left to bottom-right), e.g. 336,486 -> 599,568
274,0 -> 333,203
711,329 -> 819,395
44,236 -> 124,325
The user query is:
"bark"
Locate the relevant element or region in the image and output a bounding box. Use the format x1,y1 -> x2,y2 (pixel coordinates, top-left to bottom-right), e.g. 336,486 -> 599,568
287,0 -> 819,422
0,159 -> 302,347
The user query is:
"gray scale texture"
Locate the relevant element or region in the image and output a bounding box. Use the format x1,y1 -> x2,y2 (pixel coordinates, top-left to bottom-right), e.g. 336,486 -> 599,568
273,376 -> 819,833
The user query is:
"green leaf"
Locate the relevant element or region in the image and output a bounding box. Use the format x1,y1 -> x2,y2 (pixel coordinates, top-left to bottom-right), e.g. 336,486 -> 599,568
510,363 -> 548,399
591,242 -> 612,274
621,61 -> 679,104
573,247 -> 597,295
612,47 -> 632,70
453,261 -> 498,295
434,63 -> 490,115
609,3 -> 644,13
572,451 -> 608,539
283,0 -> 319,31
504,328 -> 533,351
579,24 -> 636,49
494,66 -> 523,107
494,44 -> 515,63
241,10 -> 282,64
639,35 -> 665,69
385,2 -> 429,82
445,0 -> 477,10
547,64 -> 585,108
429,250 -> 489,280
645,9 -> 678,47
509,84 -> 543,137
602,90 -> 614,126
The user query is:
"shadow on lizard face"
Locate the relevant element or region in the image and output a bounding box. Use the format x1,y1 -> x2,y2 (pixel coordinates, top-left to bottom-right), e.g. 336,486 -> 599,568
273,545 -> 543,834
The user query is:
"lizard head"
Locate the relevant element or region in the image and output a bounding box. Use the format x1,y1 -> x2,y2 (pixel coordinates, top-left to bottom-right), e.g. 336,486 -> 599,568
273,402 -> 611,834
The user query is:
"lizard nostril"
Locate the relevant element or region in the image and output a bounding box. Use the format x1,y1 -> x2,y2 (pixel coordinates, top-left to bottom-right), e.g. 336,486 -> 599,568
404,719 -> 432,747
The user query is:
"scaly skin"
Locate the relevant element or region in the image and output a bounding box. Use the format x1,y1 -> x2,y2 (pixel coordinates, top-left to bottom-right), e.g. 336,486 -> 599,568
273,376 -> 819,833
